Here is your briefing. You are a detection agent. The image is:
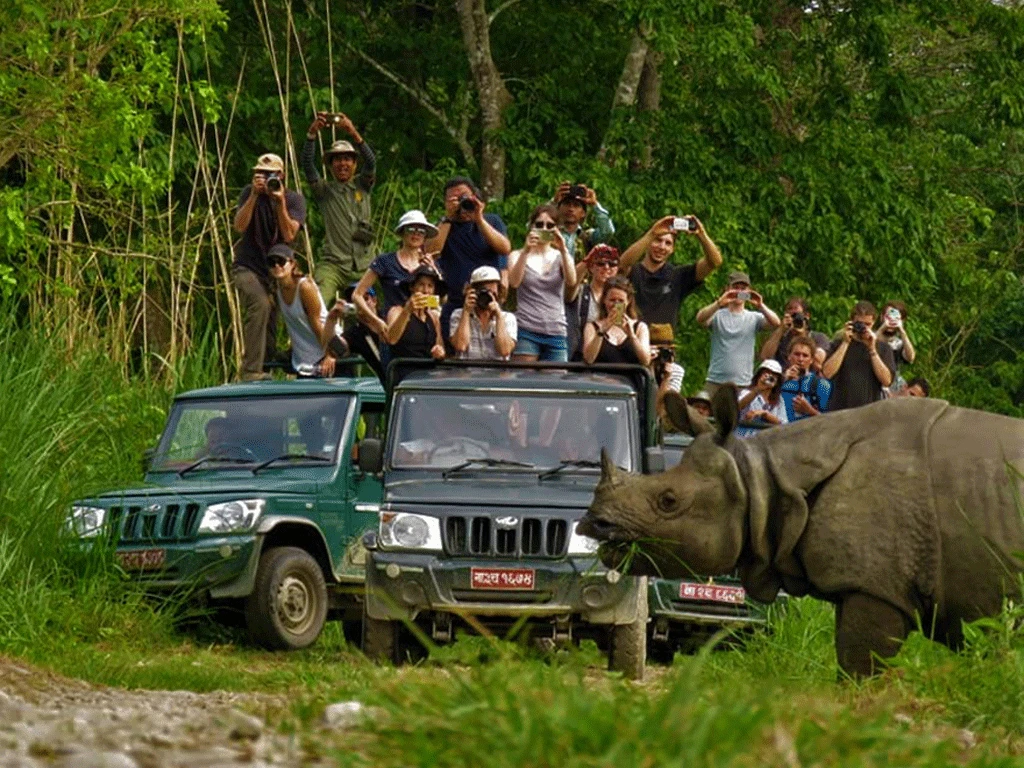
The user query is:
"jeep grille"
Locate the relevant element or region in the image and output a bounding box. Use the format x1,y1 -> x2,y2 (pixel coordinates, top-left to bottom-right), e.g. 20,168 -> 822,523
445,516 -> 568,558
109,503 -> 202,543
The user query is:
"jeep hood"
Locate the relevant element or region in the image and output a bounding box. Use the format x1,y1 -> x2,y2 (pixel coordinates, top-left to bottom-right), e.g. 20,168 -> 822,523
91,475 -> 322,501
384,476 -> 598,509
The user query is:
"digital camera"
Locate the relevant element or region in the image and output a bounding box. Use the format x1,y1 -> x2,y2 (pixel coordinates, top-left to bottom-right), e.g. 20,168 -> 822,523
568,184 -> 588,200
671,216 -> 698,232
458,194 -> 478,212
852,320 -> 867,335
265,172 -> 282,192
475,288 -> 493,308
791,312 -> 806,329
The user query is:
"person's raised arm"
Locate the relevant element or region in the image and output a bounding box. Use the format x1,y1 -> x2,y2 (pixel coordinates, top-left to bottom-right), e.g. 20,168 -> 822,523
233,181 -> 259,234
424,194 -> 458,253
750,292 -> 780,328
507,248 -> 529,289
625,320 -> 651,366
760,317 -> 789,361
696,290 -> 732,327
383,303 -> 412,345
473,200 -> 511,255
269,186 -> 301,243
553,230 -> 577,294
352,268 -> 388,337
618,215 -> 675,275
297,280 -> 329,349
865,331 -> 894,387
688,217 -> 723,281
581,322 -> 604,364
302,115 -> 326,184
821,325 -> 852,379
450,293 -> 476,353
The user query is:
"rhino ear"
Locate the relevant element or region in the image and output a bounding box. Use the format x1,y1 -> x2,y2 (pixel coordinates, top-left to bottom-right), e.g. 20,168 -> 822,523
664,392 -> 715,437
710,384 -> 739,444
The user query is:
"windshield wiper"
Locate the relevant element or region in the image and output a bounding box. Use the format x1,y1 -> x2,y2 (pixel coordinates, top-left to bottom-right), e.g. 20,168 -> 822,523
442,457 -> 535,478
252,454 -> 333,474
538,459 -> 604,480
178,455 -> 254,477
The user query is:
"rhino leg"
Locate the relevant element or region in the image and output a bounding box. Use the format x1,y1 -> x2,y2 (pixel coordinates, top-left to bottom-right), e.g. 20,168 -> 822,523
835,593 -> 910,678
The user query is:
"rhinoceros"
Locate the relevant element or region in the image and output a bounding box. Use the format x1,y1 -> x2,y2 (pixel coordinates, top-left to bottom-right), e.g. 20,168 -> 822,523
577,387 -> 1024,677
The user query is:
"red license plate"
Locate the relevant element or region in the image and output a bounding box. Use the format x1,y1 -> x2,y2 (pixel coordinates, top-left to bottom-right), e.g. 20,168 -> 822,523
470,567 -> 535,590
116,549 -> 166,571
679,582 -> 746,604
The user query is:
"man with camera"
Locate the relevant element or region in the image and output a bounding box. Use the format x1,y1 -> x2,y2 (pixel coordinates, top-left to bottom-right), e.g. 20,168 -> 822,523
619,214 -> 723,331
695,271 -> 780,396
232,153 -> 307,380
449,266 -> 517,360
554,182 -> 615,260
779,337 -> 832,421
759,296 -> 830,371
821,300 -> 896,411
427,177 -> 511,342
649,323 -> 685,421
301,112 -> 376,305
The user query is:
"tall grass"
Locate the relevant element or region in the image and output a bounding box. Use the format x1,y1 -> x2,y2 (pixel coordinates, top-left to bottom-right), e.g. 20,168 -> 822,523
0,305 -> 223,657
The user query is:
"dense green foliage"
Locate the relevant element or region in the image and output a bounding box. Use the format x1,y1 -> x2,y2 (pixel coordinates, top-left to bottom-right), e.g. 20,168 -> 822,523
1,0 -> 1020,407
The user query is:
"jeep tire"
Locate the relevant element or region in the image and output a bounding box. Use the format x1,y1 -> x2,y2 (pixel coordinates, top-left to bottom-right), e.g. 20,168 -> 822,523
608,579 -> 648,681
362,613 -> 399,664
245,546 -> 328,650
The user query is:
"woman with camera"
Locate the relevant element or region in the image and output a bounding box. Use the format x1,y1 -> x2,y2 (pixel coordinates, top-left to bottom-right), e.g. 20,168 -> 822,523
508,204 -> 577,362
351,210 -> 441,338
268,244 -> 347,377
566,244 -> 621,361
383,266 -> 447,360
581,276 -> 651,366
876,300 -> 916,394
737,359 -> 788,425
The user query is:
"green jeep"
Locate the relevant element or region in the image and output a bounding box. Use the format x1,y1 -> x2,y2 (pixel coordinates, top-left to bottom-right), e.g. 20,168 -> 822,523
65,377 -> 386,649
360,361 -> 664,680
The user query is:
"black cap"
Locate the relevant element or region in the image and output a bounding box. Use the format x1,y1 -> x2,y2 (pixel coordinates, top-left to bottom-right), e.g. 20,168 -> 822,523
267,243 -> 295,260
401,265 -> 448,298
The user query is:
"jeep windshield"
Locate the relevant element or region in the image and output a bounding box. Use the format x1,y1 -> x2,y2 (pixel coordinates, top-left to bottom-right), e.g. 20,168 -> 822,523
388,391 -> 635,472
150,395 -> 352,472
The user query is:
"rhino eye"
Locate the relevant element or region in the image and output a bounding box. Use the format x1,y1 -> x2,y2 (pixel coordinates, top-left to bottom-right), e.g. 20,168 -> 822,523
657,490 -> 678,513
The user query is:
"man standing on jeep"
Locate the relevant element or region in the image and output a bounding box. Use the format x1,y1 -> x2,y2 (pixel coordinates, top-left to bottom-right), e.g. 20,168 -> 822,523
554,182 -> 615,260
301,112 -> 376,305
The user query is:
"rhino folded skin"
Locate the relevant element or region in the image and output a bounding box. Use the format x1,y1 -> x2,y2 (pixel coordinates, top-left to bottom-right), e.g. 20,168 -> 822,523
583,395 -> 1024,675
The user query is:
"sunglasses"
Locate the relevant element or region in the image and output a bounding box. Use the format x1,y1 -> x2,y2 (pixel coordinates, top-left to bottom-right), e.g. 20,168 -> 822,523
761,374 -> 778,384
532,221 -> 557,230
594,261 -> 619,269
268,256 -> 291,268
404,226 -> 429,235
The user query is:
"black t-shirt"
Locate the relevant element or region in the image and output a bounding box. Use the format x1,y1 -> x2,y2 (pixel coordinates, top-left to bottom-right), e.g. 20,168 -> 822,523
826,337 -> 897,411
628,262 -> 702,329
232,185 -> 308,280
436,214 -> 509,308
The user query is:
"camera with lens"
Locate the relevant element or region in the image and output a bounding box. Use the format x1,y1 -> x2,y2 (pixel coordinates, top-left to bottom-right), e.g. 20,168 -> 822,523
652,346 -> 676,385
265,172 -> 282,193
568,183 -> 588,200
458,194 -> 478,212
475,287 -> 493,308
791,312 -> 806,329
852,320 -> 867,336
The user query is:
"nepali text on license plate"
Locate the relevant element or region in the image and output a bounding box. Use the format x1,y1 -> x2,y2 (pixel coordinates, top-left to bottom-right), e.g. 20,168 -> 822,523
116,548 -> 166,571
470,567 -> 535,591
679,582 -> 745,604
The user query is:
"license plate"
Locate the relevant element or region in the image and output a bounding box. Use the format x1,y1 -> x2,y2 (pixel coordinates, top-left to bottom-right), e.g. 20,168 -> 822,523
470,567 -> 535,590
679,582 -> 745,604
116,548 -> 166,571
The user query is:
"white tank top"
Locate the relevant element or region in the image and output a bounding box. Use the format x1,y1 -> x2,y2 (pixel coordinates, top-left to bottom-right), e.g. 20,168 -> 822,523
278,277 -> 327,375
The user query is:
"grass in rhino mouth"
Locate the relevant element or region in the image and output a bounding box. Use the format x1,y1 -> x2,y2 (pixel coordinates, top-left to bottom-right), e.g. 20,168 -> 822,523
597,538 -> 701,580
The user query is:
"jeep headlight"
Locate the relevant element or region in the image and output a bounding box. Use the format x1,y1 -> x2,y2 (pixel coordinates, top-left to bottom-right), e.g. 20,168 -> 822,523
65,506 -> 106,538
198,499 -> 265,534
379,512 -> 442,551
567,521 -> 600,556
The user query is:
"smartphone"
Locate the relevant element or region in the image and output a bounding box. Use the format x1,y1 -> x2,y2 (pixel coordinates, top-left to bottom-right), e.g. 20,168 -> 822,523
423,295 -> 440,309
537,229 -> 554,243
736,291 -> 751,301
672,216 -> 697,232
612,304 -> 625,324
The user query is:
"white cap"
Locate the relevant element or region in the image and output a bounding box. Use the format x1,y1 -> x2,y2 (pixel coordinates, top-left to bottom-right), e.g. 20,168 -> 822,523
469,266 -> 501,284
394,210 -> 438,238
253,153 -> 284,172
756,359 -> 784,376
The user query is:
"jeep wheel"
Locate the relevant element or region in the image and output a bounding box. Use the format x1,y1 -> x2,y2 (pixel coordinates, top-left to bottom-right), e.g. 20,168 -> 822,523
608,580 -> 648,681
362,610 -> 398,664
245,547 -> 328,650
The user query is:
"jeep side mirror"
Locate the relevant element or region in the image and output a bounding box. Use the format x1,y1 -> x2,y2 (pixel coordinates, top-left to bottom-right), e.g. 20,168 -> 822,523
358,438 -> 384,474
644,446 -> 665,474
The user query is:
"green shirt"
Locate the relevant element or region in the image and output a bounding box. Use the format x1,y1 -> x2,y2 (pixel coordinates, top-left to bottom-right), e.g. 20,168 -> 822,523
301,138 -> 376,271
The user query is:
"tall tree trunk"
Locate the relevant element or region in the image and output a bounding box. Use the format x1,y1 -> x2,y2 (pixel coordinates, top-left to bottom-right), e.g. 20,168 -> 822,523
598,23 -> 651,162
455,0 -> 512,200
635,47 -> 662,170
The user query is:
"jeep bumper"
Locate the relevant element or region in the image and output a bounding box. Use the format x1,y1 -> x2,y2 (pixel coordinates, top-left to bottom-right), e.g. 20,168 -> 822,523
366,550 -> 644,626
113,535 -> 260,598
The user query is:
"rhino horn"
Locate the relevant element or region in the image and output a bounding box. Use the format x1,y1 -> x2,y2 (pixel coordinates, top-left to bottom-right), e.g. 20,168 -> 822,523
599,447 -> 622,487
